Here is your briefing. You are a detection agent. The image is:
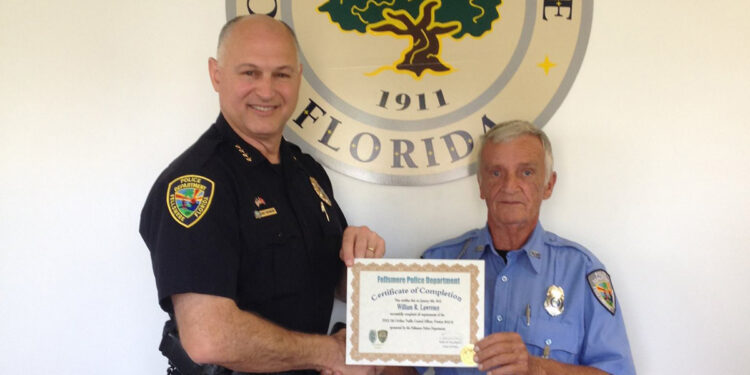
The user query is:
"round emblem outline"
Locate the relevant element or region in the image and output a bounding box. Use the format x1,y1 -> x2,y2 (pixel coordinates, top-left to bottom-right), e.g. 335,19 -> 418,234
225,0 -> 593,186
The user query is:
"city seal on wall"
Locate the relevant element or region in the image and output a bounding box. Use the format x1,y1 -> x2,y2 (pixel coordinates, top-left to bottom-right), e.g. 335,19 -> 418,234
227,0 -> 592,185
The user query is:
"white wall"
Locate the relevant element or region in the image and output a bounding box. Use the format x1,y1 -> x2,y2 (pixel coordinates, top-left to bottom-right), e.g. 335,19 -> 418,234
1,1 -> 748,373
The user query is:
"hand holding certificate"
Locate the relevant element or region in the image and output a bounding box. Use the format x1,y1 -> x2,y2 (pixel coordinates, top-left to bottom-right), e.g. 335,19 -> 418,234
346,259 -> 484,367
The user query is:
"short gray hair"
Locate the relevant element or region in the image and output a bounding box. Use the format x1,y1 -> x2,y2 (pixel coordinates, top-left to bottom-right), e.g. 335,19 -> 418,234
478,120 -> 554,183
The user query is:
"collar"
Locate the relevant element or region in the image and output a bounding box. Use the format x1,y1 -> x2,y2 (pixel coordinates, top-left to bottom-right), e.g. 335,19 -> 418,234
214,113 -> 293,167
519,223 -> 547,274
471,223 -> 548,274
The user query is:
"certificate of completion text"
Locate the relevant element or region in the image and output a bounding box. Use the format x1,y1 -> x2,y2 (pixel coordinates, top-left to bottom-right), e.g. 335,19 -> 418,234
346,259 -> 484,367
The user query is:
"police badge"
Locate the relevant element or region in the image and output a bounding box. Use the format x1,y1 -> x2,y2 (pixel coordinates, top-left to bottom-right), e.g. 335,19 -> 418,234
309,177 -> 332,206
544,285 -> 565,316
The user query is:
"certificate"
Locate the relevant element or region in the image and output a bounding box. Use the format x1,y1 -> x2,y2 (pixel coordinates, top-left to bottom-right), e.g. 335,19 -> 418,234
346,259 -> 484,367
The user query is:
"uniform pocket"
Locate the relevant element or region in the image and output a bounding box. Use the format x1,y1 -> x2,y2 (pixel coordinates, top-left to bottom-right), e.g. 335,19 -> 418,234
317,223 -> 344,287
239,219 -> 294,303
515,316 -> 581,363
256,220 -> 306,299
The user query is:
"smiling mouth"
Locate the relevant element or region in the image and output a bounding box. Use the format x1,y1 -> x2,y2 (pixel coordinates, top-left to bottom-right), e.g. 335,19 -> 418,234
249,104 -> 276,112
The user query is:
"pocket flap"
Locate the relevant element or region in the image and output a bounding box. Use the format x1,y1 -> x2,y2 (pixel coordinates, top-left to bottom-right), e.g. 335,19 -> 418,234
515,317 -> 580,354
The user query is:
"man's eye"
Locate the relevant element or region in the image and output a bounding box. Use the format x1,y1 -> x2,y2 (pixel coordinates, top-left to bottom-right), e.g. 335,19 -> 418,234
522,169 -> 534,176
491,170 -> 500,177
243,71 -> 259,77
274,72 -> 291,78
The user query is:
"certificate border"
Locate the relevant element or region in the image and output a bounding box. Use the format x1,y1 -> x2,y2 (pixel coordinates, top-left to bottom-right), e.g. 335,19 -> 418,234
349,261 -> 481,364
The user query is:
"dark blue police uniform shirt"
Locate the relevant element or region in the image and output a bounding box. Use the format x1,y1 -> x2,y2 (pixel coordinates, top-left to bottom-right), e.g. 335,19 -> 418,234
140,114 -> 347,335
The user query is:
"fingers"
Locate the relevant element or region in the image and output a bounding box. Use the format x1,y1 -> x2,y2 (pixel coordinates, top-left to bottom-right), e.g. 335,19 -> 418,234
478,351 -> 529,375
332,329 -> 346,342
362,232 -> 385,259
340,226 -> 385,266
474,333 -> 530,374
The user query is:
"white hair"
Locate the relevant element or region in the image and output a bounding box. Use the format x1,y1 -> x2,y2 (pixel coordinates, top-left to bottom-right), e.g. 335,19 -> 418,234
478,120 -> 554,184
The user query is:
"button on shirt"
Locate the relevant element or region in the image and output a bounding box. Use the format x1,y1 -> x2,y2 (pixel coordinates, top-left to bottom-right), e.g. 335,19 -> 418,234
420,223 -> 635,375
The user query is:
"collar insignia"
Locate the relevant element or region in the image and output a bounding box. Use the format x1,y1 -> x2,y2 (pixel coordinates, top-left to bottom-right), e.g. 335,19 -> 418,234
310,177 -> 332,206
587,269 -> 616,315
166,175 -> 215,228
234,144 -> 252,162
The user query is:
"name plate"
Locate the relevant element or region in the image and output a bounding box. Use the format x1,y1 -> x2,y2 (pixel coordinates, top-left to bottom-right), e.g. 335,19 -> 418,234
346,259 -> 484,367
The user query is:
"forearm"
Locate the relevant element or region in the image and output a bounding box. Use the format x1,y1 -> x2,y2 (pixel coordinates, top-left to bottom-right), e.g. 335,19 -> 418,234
530,357 -> 608,375
174,293 -> 341,373
203,312 -> 337,372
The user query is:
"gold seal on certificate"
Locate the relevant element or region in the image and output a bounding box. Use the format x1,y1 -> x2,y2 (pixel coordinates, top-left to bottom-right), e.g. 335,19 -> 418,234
459,345 -> 476,365
346,259 -> 485,367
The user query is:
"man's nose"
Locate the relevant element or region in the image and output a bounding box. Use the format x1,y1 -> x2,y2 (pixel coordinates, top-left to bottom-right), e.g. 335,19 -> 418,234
500,174 -> 520,192
255,76 -> 275,99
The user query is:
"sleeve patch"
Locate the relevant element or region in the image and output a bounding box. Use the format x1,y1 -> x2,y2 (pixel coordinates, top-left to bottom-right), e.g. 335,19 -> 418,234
587,269 -> 616,315
166,174 -> 215,228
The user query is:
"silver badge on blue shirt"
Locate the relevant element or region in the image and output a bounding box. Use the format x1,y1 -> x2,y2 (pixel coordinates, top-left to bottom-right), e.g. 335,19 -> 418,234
544,285 -> 565,316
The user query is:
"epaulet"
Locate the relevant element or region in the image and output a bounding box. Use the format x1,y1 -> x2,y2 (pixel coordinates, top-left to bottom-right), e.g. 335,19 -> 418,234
141,127 -> 226,235
286,141 -> 303,154
421,228 -> 482,259
544,231 -> 600,265
285,139 -> 323,171
166,126 -> 223,172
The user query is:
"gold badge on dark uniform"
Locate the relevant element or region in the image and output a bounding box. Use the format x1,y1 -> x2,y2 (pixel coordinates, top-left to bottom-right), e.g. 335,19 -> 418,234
309,177 -> 332,206
544,285 -> 565,316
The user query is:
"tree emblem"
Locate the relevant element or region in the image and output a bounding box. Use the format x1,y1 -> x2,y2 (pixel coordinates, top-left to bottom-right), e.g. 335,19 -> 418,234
318,0 -> 503,78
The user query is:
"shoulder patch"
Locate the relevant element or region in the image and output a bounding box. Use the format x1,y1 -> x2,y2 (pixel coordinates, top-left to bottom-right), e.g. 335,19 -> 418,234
166,174 -> 215,228
587,269 -> 616,315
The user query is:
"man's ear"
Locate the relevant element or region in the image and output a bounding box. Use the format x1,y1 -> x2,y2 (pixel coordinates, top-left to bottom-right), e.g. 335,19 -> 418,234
208,57 -> 220,92
543,171 -> 557,200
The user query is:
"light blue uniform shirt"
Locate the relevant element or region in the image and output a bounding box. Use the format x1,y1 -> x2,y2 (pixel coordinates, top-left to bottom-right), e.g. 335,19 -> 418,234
419,223 -> 635,375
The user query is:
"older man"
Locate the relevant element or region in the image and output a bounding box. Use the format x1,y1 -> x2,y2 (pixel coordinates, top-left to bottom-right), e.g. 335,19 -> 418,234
140,15 -> 382,375
418,120 -> 635,374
